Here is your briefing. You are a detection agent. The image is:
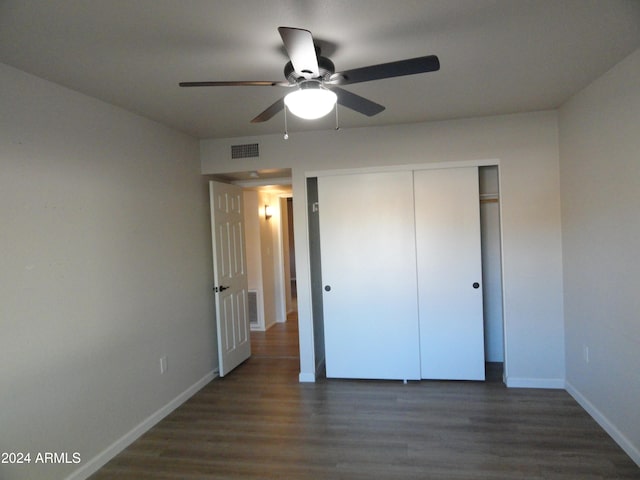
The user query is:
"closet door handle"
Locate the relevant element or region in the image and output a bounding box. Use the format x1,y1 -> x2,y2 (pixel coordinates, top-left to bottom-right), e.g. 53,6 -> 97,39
472,282 -> 480,289
324,285 -> 332,292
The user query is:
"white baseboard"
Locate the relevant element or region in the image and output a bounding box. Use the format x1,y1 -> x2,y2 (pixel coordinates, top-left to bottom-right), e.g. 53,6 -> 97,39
505,376 -> 565,389
66,369 -> 218,480
298,357 -> 326,383
566,381 -> 640,467
299,371 -> 315,383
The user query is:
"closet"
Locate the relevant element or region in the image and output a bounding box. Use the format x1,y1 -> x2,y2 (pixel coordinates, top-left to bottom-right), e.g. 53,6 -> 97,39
318,166 -> 486,380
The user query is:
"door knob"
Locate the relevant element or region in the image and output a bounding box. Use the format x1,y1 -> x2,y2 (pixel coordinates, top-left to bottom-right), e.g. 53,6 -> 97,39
215,285 -> 230,292
324,285 -> 332,292
472,282 -> 480,289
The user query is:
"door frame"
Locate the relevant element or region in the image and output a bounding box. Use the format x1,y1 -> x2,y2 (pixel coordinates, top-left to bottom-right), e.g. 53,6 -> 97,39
305,159 -> 507,382
277,193 -> 296,317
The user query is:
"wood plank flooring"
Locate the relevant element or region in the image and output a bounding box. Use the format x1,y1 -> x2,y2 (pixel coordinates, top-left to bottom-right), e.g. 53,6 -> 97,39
249,310 -> 300,360
90,312 -> 639,479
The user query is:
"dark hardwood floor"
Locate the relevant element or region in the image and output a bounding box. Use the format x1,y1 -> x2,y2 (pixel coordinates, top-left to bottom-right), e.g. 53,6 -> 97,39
91,311 -> 639,479
249,310 -> 300,360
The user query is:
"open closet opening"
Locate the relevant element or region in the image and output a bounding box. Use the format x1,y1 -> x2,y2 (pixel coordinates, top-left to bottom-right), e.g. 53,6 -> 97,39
479,165 -> 505,383
281,196 -> 297,312
306,177 -> 326,377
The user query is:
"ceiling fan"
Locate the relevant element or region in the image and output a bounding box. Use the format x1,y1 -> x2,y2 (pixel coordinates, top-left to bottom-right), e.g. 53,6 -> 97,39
179,27 -> 440,123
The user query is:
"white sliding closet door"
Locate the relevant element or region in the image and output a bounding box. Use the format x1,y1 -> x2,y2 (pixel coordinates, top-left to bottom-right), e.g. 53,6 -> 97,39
414,167 -> 485,380
319,171 -> 421,380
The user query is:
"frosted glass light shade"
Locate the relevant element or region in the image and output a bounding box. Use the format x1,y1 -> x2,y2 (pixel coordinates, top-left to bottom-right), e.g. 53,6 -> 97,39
284,87 -> 337,120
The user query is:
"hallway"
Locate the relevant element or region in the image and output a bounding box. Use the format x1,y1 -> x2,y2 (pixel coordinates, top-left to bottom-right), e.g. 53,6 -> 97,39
250,310 -> 300,361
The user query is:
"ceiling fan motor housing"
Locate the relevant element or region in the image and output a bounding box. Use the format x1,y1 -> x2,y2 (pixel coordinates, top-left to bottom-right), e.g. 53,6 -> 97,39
285,56 -> 335,83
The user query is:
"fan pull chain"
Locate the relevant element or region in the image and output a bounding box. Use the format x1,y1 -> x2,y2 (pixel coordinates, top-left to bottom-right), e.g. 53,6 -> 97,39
283,105 -> 289,140
335,102 -> 340,131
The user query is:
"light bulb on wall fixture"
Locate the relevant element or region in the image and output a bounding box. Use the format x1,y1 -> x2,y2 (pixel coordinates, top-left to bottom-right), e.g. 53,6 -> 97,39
264,204 -> 273,220
284,80 -> 337,120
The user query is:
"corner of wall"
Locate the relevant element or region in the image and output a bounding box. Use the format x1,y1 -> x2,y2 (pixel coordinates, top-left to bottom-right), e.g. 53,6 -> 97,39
298,372 -> 316,383
505,376 -> 565,389
65,370 -> 218,480
566,381 -> 640,466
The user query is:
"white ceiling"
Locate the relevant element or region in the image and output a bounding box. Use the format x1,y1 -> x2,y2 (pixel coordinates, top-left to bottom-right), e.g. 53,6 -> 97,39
1,1 -> 639,139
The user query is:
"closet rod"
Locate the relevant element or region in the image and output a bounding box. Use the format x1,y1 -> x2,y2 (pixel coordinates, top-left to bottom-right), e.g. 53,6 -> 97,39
480,192 -> 499,204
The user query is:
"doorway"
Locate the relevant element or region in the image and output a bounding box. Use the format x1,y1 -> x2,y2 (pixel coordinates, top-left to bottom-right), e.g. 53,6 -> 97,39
283,197 -> 297,309
307,164 -> 505,382
243,185 -> 295,331
479,165 -> 504,382
208,168 -> 299,360
248,188 -> 299,362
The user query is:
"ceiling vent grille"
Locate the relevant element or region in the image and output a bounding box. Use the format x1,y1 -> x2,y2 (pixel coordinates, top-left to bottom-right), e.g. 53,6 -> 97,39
231,143 -> 259,159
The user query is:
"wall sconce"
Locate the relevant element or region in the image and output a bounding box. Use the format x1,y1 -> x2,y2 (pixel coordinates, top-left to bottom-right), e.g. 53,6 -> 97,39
264,204 -> 273,220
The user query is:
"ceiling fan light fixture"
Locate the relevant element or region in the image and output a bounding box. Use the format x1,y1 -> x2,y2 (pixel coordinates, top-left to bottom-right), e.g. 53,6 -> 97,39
284,82 -> 337,120
180,27 -> 440,124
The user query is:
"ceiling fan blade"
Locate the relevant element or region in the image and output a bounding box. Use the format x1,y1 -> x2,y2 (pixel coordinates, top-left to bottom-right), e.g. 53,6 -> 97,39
179,80 -> 290,87
250,97 -> 285,123
278,27 -> 319,79
331,86 -> 385,117
333,55 -> 440,85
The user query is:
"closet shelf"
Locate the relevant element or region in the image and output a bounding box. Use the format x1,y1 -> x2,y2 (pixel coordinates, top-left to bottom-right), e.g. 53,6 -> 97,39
480,193 -> 499,203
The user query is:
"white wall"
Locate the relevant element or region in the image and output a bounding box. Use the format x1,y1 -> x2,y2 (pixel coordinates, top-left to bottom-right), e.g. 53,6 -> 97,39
243,190 -> 262,294
0,63 -> 216,480
242,188 -> 289,331
243,190 -> 265,330
201,110 -> 566,387
257,189 -> 278,329
559,47 -> 640,464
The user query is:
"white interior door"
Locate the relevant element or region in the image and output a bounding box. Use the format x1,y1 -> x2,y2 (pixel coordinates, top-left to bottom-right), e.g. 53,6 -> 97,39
209,181 -> 251,377
414,167 -> 485,380
319,171 -> 421,380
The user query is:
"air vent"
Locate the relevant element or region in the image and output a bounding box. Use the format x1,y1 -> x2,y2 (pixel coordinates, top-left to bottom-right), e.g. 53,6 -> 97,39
231,143 -> 259,159
248,290 -> 258,326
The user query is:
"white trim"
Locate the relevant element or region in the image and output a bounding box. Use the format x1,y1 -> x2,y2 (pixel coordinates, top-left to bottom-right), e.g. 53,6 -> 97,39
496,165 -> 510,383
306,158 -> 500,178
298,176 -> 317,383
505,376 -> 565,389
278,193 -> 295,319
65,370 -> 218,480
566,381 -> 640,467
231,176 -> 292,188
299,371 -> 316,383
